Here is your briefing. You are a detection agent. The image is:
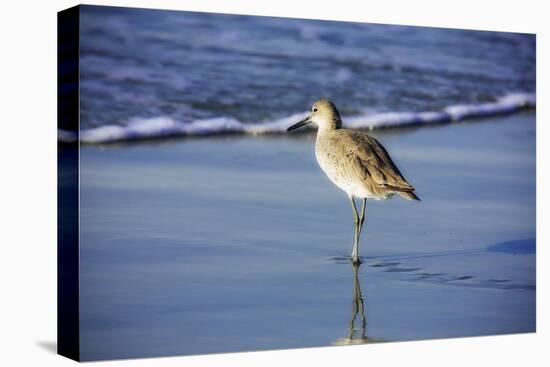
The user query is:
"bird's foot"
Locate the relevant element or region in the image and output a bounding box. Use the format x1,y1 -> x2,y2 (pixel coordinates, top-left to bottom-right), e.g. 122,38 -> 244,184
350,255 -> 362,265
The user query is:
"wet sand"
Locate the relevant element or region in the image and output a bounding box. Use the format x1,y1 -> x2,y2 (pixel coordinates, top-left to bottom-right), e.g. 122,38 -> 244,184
77,112 -> 535,361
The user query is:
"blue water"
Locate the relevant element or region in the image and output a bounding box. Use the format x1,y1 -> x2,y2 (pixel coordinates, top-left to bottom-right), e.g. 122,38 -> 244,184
77,113 -> 535,360
68,5 -> 535,143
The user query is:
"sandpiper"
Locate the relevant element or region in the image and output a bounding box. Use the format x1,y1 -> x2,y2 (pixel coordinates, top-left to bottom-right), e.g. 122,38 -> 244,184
287,99 -> 419,264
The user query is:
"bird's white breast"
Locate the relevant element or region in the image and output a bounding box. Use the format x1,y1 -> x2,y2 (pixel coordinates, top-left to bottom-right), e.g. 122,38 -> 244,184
315,136 -> 377,199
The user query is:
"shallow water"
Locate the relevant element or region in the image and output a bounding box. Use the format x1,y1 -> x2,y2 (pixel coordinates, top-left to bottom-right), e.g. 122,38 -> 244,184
78,112 -> 535,361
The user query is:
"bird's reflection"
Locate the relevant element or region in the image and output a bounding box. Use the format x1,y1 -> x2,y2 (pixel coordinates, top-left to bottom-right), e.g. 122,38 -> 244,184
333,262 -> 377,345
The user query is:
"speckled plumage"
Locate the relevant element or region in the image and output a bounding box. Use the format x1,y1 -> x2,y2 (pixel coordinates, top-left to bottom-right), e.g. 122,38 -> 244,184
302,98 -> 419,201
315,128 -> 418,200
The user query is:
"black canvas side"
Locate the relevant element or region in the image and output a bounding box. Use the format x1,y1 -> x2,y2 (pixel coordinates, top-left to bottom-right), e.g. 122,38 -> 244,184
57,5 -> 80,362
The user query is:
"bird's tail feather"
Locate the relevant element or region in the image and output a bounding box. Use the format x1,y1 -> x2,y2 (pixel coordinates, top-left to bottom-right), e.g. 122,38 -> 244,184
380,183 -> 420,201
398,191 -> 420,201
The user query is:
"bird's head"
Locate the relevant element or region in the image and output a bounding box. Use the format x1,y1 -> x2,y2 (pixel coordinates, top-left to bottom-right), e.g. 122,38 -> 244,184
287,98 -> 342,133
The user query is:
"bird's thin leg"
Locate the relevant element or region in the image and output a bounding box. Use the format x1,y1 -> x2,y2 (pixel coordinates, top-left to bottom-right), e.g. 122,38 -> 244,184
357,198 -> 367,242
349,195 -> 361,264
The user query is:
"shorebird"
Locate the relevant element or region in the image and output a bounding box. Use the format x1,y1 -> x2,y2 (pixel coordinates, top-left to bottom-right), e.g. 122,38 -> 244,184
287,99 -> 419,264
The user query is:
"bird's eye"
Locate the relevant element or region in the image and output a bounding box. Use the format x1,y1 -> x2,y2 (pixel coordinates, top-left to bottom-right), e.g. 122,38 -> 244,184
312,107 -> 318,112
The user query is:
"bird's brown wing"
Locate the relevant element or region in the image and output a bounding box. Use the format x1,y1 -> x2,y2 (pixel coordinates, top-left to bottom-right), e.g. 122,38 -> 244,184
340,130 -> 417,194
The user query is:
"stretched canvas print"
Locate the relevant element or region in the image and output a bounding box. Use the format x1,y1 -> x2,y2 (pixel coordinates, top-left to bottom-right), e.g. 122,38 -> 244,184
58,4 -> 536,362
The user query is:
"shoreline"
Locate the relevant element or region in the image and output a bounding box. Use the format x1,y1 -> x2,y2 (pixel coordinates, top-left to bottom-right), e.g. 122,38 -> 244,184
59,93 -> 535,145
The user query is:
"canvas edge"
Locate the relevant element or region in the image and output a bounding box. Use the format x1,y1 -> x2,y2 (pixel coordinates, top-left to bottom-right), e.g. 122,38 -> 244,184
57,4 -> 81,362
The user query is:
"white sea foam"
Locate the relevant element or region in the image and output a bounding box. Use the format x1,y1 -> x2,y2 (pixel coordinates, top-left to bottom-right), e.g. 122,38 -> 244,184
58,93 -> 535,144
444,93 -> 536,121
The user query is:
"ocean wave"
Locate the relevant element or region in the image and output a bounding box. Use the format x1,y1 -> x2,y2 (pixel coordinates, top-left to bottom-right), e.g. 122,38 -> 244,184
59,93 -> 535,144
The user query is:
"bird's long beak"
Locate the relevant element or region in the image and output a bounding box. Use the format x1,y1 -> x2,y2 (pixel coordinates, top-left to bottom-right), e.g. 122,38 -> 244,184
287,116 -> 312,132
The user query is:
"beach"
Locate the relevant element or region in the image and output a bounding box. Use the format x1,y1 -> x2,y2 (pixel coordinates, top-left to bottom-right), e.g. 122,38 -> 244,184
75,111 -> 535,361
52,5 -> 538,362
